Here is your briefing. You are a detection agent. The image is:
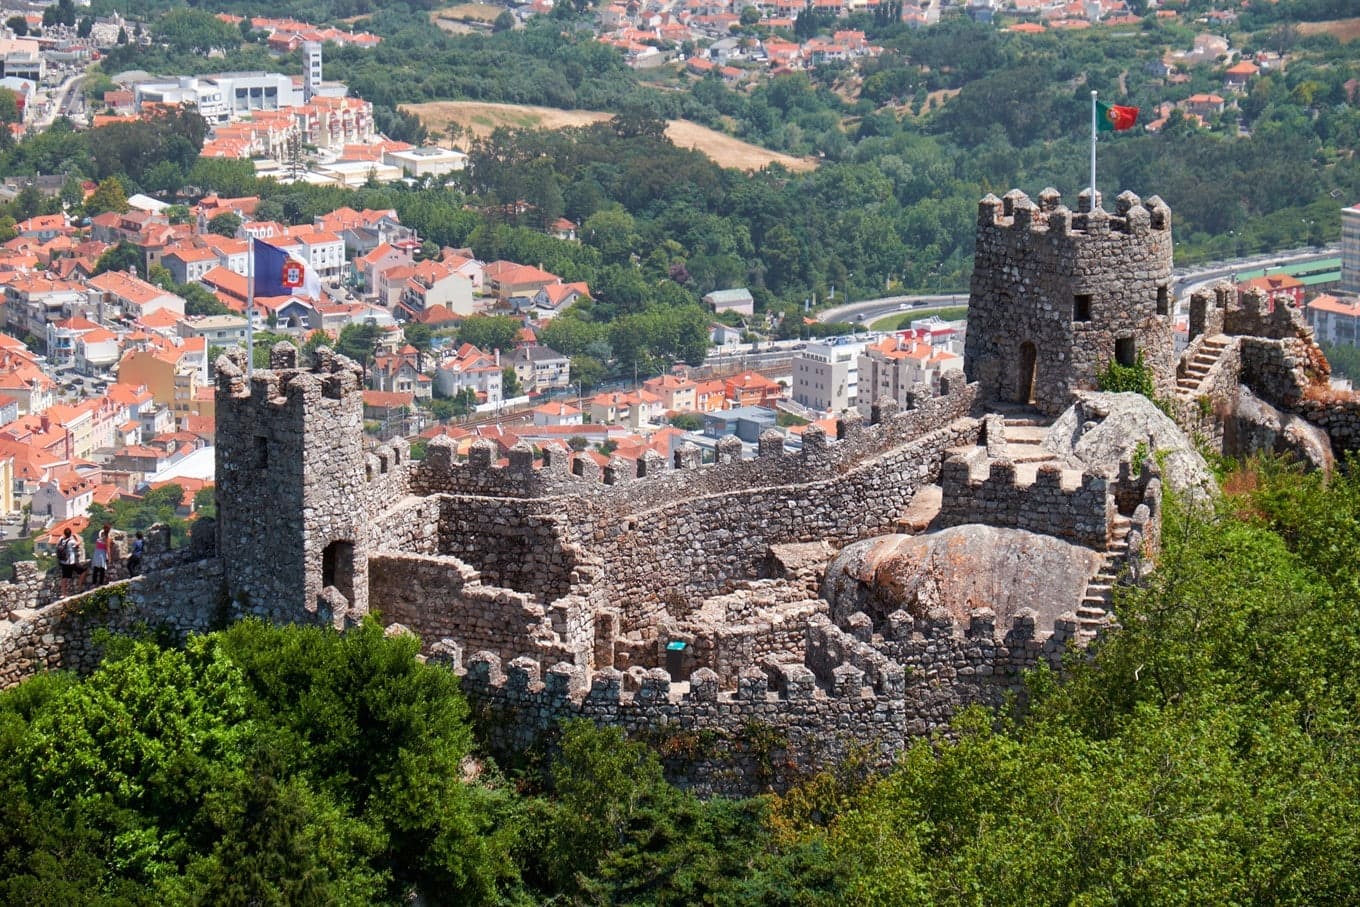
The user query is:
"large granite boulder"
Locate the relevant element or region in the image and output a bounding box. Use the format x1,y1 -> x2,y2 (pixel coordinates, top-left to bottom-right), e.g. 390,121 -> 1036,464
823,526 -> 1104,629
1042,392 -> 1217,502
1232,385 -> 1334,472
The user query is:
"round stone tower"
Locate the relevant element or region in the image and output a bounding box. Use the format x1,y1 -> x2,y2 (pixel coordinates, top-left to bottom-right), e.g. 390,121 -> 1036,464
963,187 -> 1175,415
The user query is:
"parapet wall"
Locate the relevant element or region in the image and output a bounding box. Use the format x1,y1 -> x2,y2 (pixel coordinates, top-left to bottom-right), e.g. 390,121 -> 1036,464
937,457 -> 1113,548
445,602 -> 1082,795
411,379 -> 976,507
0,558 -> 224,689
571,413 -> 980,638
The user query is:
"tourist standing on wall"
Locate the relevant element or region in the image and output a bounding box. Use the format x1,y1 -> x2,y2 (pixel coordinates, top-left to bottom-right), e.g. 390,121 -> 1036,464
56,527 -> 81,597
90,524 -> 111,586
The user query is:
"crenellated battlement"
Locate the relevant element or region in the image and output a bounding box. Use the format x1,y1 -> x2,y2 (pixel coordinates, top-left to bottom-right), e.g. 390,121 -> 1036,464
412,374 -> 976,507
977,188 -> 1171,240
215,343 -> 365,406
937,454 -> 1114,548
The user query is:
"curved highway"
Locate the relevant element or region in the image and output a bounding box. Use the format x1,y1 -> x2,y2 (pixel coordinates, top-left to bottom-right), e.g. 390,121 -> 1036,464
814,245 -> 1340,326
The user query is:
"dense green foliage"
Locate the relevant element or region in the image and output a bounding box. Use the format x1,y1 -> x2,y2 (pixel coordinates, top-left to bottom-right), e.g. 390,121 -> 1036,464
771,458 -> 1360,903
0,620 -> 517,904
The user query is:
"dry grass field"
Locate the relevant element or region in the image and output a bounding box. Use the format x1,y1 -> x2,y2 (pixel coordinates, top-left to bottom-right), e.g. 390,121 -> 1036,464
403,100 -> 818,172
429,3 -> 503,23
1297,18 -> 1360,42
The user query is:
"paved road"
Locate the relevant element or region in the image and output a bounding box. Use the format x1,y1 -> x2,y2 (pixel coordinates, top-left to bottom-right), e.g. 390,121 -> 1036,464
816,293 -> 967,327
813,246 -> 1340,326
35,71 -> 85,129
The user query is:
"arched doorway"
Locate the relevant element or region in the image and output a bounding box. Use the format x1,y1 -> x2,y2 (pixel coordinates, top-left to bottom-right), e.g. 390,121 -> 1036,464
322,540 -> 355,604
1017,342 -> 1037,405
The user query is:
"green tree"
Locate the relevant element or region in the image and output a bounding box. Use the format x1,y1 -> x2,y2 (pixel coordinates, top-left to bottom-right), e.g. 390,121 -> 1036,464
456,315 -> 519,354
0,88 -> 19,125
207,212 -> 242,237
92,241 -> 143,276
569,354 -> 606,390
335,321 -> 383,367
5,15 -> 26,36
502,364 -> 521,398
84,177 -> 129,215
155,8 -> 242,55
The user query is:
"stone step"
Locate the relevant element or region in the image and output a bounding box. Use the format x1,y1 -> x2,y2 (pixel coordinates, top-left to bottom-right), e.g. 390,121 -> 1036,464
1002,425 -> 1049,443
897,483 -> 943,533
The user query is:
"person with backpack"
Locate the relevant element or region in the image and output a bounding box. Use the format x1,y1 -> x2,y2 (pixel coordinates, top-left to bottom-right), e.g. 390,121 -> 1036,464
56,527 -> 81,597
127,531 -> 145,577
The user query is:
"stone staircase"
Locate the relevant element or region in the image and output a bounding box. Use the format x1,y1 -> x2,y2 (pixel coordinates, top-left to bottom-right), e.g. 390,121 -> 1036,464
1075,513 -> 1132,636
1175,334 -> 1230,398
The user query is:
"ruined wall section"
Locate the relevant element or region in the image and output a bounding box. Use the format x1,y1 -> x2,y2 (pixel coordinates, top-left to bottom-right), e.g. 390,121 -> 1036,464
936,457 -> 1114,548
965,188 -> 1175,415
368,552 -> 590,667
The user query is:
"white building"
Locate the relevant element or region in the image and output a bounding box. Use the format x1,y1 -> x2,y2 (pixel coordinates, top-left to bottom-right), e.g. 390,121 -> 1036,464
792,336 -> 866,414
1342,203 -> 1360,295
384,146 -> 468,178
1306,294 -> 1360,348
134,73 -> 301,123
0,37 -> 44,82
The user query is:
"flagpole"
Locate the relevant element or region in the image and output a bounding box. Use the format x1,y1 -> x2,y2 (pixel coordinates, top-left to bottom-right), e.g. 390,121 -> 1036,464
1090,89 -> 1097,204
247,233 -> 255,380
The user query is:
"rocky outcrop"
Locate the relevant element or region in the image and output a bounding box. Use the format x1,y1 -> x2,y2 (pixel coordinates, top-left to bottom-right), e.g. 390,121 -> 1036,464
1232,385 -> 1335,471
1043,392 -> 1217,502
822,527 -> 1104,629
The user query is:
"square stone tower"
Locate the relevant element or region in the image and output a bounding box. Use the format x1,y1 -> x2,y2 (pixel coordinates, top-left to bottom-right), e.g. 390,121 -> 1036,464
214,343 -> 371,625
963,188 -> 1175,415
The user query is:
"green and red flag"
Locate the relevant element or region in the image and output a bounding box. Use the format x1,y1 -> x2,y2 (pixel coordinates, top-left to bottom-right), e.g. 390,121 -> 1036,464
1097,101 -> 1139,132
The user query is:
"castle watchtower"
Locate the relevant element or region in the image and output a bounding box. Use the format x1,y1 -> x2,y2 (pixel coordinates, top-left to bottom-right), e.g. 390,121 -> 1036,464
963,188 -> 1175,415
214,344 -> 371,625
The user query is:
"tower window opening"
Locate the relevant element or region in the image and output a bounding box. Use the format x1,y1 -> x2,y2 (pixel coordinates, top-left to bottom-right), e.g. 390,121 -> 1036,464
254,436 -> 268,469
1156,285 -> 1169,316
1073,294 -> 1092,322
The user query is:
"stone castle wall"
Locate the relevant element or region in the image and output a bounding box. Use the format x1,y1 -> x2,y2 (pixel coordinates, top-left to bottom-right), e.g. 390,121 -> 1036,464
368,552 -> 587,667
965,188 -> 1175,414
936,456 -> 1114,548
449,604 -> 1080,795
0,562 -> 224,688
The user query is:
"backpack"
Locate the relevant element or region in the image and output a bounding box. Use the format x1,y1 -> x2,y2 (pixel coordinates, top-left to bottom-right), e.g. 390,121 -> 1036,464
57,537 -> 74,563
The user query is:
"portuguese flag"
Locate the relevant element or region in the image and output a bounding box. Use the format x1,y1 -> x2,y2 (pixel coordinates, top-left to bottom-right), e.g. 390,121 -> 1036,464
1097,101 -> 1139,131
